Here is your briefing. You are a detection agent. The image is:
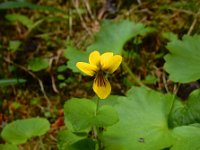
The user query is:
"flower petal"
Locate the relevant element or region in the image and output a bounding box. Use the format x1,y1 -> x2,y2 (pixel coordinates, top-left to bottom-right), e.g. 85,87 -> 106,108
93,75 -> 111,99
100,52 -> 122,73
76,62 -> 98,76
100,52 -> 114,70
89,51 -> 101,67
106,55 -> 122,73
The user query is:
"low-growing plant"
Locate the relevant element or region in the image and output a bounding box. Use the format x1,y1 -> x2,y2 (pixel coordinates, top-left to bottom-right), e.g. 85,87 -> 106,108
1,4 -> 200,148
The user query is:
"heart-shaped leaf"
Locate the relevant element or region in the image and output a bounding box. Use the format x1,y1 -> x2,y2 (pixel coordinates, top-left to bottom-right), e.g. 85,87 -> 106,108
1,118 -> 50,144
64,98 -> 119,131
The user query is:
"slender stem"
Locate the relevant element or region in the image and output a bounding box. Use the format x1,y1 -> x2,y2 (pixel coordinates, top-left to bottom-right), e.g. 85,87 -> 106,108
96,97 -> 100,112
122,62 -> 145,86
93,98 -> 103,150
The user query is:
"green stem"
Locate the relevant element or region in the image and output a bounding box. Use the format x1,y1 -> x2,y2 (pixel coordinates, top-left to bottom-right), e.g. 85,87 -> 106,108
94,98 -> 103,150
122,62 -> 145,86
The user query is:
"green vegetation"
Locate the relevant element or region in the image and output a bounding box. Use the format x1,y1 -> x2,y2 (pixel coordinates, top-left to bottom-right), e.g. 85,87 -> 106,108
0,0 -> 200,149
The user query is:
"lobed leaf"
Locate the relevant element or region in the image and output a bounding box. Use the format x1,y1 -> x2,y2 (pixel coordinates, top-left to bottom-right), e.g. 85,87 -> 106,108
102,86 -> 174,150
164,34 -> 200,83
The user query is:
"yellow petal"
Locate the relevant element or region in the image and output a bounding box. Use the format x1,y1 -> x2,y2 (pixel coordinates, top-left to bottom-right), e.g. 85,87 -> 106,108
93,74 -> 111,99
100,52 -> 122,73
89,51 -> 101,67
106,55 -> 122,73
76,62 -> 98,76
100,52 -> 113,70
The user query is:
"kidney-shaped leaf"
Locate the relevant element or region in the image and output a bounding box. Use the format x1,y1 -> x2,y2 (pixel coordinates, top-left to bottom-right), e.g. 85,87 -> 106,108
64,98 -> 119,131
1,118 -> 50,144
164,35 -> 200,83
102,86 -> 174,150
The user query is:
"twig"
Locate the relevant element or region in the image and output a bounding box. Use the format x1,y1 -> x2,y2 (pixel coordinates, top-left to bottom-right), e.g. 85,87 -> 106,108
48,57 -> 59,93
187,9 -> 200,35
72,0 -> 93,36
4,57 -> 51,110
82,0 -> 95,20
162,72 -> 169,93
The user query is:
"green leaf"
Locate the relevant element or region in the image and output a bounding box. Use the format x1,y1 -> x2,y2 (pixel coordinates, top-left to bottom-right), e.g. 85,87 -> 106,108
64,98 -> 118,131
164,34 -> 200,83
6,14 -> 34,30
1,117 -> 50,144
95,105 -> 119,127
162,32 -> 178,42
68,138 -> 96,150
0,1 -> 65,13
64,98 -> 96,131
0,78 -> 26,86
169,89 -> 200,127
0,144 -> 19,150
28,57 -> 49,72
66,21 -> 153,73
171,125 -> 200,150
57,130 -> 86,150
87,20 -> 152,54
64,46 -> 89,72
102,86 -> 174,150
8,40 -> 21,52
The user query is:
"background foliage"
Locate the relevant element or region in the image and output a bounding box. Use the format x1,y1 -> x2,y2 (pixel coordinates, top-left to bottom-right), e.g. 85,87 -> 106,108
0,0 -> 200,149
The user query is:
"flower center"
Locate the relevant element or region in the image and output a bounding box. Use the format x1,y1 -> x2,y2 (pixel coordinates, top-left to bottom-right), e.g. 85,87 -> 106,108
94,71 -> 106,87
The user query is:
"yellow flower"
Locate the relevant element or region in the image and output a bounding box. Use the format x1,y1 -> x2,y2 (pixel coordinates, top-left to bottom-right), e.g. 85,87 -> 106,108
76,51 -> 122,99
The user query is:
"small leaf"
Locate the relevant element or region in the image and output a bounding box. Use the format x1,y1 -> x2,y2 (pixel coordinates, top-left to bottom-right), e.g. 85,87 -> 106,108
57,74 -> 65,80
64,98 -> 119,131
64,98 -> 96,131
164,34 -> 200,83
0,144 -> 19,150
8,40 -> 21,52
1,117 -> 50,144
6,14 -> 34,30
95,105 -> 119,127
28,57 -> 49,72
